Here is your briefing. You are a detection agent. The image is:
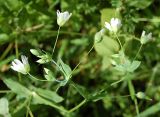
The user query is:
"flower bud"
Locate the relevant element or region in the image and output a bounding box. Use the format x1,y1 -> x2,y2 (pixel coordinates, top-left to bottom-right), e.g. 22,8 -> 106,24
140,31 -> 152,44
94,28 -> 105,43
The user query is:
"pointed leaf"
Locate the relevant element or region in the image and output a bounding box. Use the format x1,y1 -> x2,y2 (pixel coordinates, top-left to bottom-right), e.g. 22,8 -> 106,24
128,61 -> 141,72
35,88 -> 64,103
70,81 -> 88,99
30,49 -> 43,57
58,58 -> 72,80
3,79 -> 31,98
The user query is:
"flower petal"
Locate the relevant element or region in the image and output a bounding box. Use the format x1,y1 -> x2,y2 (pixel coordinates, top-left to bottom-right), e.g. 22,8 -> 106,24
105,22 -> 112,31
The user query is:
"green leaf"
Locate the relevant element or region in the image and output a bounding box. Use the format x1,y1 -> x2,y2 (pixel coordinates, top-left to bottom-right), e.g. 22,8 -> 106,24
128,80 -> 135,100
36,53 -> 52,64
0,33 -> 9,44
70,81 -> 88,99
0,98 -> 11,117
128,61 -> 141,72
128,0 -> 153,9
100,8 -> 118,27
31,92 -> 67,113
71,81 -> 107,101
58,58 -> 72,81
3,79 -> 31,98
35,88 -> 64,103
138,102 -> 160,117
111,0 -> 122,7
30,49 -> 43,57
88,89 -> 107,102
30,49 -> 52,64
44,68 -> 55,81
4,0 -> 23,11
94,36 -> 119,69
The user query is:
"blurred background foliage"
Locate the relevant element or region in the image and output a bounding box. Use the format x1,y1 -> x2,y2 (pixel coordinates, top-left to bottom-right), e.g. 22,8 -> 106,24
0,0 -> 160,117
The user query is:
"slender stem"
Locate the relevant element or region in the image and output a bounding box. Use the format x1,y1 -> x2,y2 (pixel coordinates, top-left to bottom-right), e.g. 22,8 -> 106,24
24,24 -> 44,32
26,96 -> 32,117
72,59 -> 98,76
134,98 -> 140,117
52,60 -> 61,70
0,43 -> 13,60
110,94 -> 132,99
13,98 -> 29,114
15,40 -> 18,58
134,44 -> 143,60
128,80 -> 140,116
15,39 -> 22,82
111,77 -> 125,86
146,64 -> 159,93
119,34 -> 140,41
52,26 -> 61,55
68,99 -> 86,113
0,90 -> 12,93
70,44 -> 95,77
26,106 -> 34,117
55,84 -> 61,93
28,73 -> 48,82
115,33 -> 123,49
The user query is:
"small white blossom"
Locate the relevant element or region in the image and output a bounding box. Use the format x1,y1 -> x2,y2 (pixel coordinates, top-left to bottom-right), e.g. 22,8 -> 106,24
140,30 -> 152,44
11,55 -> 30,74
57,10 -> 72,27
104,18 -> 121,33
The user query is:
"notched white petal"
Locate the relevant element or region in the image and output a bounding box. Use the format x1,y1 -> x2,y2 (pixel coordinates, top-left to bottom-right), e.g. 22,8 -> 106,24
11,55 -> 30,74
104,18 -> 121,33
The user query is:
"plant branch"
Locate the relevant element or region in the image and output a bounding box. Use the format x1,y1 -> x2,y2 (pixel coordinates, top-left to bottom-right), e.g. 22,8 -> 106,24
115,33 -> 123,50
28,73 -> 48,82
52,26 -> 61,55
134,44 -> 143,60
68,99 -> 87,113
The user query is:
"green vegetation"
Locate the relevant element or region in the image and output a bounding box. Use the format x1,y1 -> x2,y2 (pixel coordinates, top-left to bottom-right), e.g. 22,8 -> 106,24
0,0 -> 160,117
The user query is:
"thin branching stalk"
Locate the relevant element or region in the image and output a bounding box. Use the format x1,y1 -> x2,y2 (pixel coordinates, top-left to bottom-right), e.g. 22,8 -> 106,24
15,39 -> 22,82
52,26 -> 61,55
134,44 -> 143,60
134,98 -> 140,117
70,44 -> 95,77
0,90 -> 12,93
0,43 -> 13,60
115,33 -> 123,49
13,98 -> 29,114
68,99 -> 87,113
28,73 -> 48,82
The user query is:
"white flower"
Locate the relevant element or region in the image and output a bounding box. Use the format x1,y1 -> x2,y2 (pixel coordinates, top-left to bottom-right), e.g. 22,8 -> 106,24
57,10 -> 72,27
11,55 -> 30,74
140,30 -> 152,44
104,18 -> 121,33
